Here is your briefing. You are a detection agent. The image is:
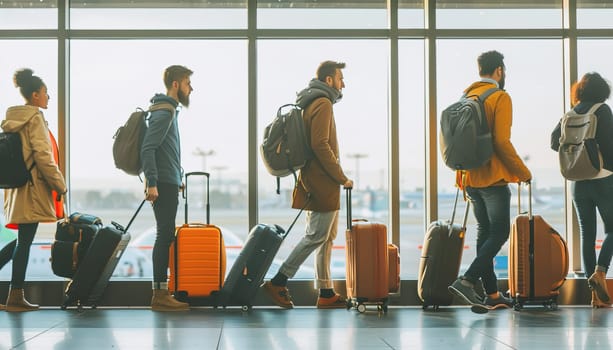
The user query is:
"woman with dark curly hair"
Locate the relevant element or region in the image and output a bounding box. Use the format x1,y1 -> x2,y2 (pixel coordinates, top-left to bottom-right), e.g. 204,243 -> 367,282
551,72 -> 613,308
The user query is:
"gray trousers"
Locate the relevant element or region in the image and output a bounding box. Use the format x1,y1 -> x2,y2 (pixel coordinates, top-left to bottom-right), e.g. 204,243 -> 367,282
279,210 -> 339,289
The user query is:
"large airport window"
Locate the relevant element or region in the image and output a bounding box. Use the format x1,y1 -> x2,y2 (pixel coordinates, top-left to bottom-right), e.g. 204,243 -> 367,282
69,0 -> 247,29
436,39 -> 565,278
257,0 -> 388,29
399,0 -> 425,28
577,1 -> 613,29
257,39 -> 390,280
0,1 -> 57,30
399,39 -> 426,278
436,1 -> 562,29
69,40 -> 248,280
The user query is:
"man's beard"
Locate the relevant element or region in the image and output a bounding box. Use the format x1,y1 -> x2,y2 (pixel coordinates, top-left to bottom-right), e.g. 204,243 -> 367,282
178,89 -> 190,107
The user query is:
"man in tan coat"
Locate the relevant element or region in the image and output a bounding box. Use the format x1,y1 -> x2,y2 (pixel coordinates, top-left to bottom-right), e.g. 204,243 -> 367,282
263,61 -> 353,309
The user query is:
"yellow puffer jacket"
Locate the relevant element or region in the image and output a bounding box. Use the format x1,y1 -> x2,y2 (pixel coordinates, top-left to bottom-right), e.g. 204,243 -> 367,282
458,82 -> 532,188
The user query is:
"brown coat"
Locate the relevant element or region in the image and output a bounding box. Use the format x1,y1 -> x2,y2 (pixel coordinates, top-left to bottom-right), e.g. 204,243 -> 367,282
292,97 -> 348,212
2,106 -> 66,224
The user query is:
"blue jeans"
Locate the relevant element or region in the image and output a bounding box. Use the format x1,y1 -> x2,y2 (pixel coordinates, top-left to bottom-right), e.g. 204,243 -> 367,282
151,183 -> 179,283
572,175 -> 613,276
0,223 -> 37,289
464,185 -> 511,295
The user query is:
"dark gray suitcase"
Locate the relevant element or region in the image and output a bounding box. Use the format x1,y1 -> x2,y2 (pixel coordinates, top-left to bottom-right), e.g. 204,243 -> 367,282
219,200 -> 307,311
219,223 -> 286,310
417,189 -> 469,310
61,200 -> 145,310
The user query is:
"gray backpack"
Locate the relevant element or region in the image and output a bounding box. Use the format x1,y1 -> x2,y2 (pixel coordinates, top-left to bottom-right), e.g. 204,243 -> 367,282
260,104 -> 314,193
112,102 -> 175,176
558,103 -> 611,180
439,88 -> 499,170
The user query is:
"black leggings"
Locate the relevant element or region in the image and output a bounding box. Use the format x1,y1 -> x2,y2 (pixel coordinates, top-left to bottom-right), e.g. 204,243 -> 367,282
0,223 -> 38,289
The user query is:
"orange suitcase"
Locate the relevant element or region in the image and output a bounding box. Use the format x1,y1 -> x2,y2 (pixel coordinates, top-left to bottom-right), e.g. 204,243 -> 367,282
388,244 -> 400,293
345,188 -> 390,313
169,172 -> 226,301
508,183 -> 568,311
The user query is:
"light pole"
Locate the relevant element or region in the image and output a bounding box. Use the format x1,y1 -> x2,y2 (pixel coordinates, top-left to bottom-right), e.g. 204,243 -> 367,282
193,147 -> 215,171
346,153 -> 368,190
212,165 -> 228,192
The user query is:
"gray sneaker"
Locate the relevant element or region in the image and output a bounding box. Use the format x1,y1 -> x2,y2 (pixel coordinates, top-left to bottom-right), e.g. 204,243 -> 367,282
448,278 -> 483,305
484,294 -> 513,308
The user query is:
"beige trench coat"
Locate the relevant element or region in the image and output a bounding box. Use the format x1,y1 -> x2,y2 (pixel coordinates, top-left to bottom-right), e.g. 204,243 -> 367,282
2,105 -> 66,224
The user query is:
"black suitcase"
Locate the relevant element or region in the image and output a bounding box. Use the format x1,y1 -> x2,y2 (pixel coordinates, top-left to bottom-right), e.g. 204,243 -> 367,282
219,202 -> 307,311
61,200 -> 145,310
417,189 -> 470,310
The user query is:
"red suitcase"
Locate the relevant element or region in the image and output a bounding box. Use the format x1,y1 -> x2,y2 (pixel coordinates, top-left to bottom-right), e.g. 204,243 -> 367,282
508,183 -> 569,311
345,188 -> 390,313
169,172 -> 226,301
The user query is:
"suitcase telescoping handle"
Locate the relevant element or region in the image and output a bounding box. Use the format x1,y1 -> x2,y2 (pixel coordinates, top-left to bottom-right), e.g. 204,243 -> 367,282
115,199 -> 147,233
183,171 -> 210,225
516,181 -> 532,220
449,188 -> 470,237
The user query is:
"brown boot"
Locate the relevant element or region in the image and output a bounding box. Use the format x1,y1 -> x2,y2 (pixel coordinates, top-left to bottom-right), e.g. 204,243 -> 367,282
591,290 -> 612,308
0,303 -> 5,311
588,268 -> 610,303
151,289 -> 189,311
6,288 -> 39,312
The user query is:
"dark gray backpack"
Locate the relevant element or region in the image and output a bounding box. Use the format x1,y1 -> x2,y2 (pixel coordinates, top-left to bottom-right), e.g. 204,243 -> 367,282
0,132 -> 34,189
260,104 -> 314,193
439,88 -> 499,171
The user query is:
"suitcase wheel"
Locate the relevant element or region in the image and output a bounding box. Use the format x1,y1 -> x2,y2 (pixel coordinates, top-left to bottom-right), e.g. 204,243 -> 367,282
241,305 -> 252,312
357,303 -> 367,313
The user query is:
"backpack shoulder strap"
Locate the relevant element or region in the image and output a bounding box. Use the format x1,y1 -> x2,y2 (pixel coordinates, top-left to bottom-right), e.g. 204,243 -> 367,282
587,102 -> 605,115
478,87 -> 500,103
147,102 -> 177,139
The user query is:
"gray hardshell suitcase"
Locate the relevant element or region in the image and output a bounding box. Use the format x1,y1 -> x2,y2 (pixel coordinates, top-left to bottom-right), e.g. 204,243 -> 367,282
418,189 -> 469,310
61,200 -> 145,310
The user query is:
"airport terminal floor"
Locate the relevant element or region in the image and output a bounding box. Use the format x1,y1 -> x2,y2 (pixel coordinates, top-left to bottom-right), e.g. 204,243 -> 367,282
1,305 -> 612,349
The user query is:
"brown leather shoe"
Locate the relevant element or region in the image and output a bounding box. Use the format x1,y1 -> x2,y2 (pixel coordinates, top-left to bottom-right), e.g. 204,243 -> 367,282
151,289 -> 190,311
591,291 -> 612,309
6,288 -> 39,312
0,303 -> 5,311
588,270 -> 610,303
262,281 -> 294,309
316,294 -> 348,309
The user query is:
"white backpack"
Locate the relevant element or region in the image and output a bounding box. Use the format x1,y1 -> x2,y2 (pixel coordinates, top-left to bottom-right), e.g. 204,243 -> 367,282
558,102 -> 612,180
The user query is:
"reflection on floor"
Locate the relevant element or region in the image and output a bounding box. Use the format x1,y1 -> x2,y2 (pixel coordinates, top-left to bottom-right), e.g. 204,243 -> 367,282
1,306 -> 612,349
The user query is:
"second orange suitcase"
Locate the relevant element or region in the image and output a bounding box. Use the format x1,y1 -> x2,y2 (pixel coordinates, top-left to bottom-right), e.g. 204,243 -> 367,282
388,244 -> 400,294
169,172 -> 226,301
345,188 -> 390,313
508,183 -> 568,311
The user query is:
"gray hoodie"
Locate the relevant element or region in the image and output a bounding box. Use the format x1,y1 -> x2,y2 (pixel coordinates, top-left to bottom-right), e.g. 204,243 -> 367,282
140,94 -> 181,187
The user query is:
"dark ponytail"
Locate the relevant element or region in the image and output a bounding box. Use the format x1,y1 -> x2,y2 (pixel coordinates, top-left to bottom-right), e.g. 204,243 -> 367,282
13,68 -> 45,101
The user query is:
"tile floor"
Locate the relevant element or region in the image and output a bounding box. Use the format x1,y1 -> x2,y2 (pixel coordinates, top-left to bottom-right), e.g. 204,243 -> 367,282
0,305 -> 611,349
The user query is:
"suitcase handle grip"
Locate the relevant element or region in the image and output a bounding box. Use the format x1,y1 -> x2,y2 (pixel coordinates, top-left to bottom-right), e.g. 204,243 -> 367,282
516,182 -> 532,219
345,187 -> 352,230
184,171 -> 211,225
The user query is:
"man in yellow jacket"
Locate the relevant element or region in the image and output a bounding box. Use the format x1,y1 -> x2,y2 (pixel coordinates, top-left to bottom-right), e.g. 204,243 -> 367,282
448,51 -> 532,312
263,61 -> 353,309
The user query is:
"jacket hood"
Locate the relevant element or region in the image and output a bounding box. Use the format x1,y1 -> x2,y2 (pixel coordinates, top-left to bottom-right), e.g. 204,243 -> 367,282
1,105 -> 40,133
295,79 -> 343,108
149,93 -> 179,108
464,81 -> 499,95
